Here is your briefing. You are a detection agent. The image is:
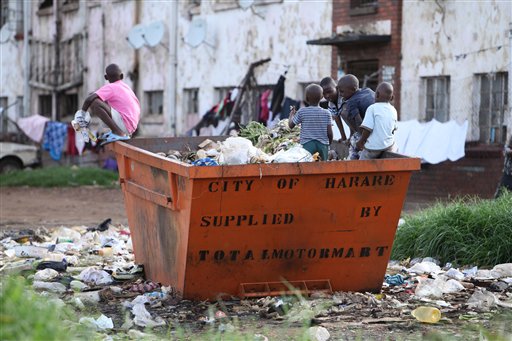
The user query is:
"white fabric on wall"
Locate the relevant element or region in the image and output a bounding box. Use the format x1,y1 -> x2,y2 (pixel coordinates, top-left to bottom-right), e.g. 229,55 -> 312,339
395,119 -> 468,164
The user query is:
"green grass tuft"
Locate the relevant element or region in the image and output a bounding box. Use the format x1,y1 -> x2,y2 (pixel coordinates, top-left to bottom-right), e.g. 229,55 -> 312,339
0,276 -> 94,341
392,191 -> 512,267
0,166 -> 119,188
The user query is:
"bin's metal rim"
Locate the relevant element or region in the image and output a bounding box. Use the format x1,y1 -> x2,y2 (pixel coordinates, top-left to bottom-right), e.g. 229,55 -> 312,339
110,140 -> 421,179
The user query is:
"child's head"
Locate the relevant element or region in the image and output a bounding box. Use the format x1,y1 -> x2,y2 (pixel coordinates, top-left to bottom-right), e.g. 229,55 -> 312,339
304,84 -> 323,106
104,64 -> 123,83
320,77 -> 338,103
337,74 -> 359,100
375,82 -> 394,102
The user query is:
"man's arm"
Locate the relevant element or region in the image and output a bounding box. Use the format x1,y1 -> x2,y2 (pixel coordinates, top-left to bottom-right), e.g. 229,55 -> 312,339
81,93 -> 99,111
356,127 -> 371,151
327,122 -> 333,145
333,116 -> 348,142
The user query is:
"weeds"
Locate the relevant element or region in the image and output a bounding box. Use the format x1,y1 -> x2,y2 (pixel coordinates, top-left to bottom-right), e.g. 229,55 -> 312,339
392,191 -> 512,267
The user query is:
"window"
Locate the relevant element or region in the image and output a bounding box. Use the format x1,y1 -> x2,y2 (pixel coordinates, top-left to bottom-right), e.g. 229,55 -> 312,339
346,59 -> 379,91
144,91 -> 164,115
184,88 -> 199,115
479,72 -> 508,144
39,95 -> 52,118
0,97 -> 8,135
38,0 -> 53,15
0,1 -> 9,28
62,0 -> 79,12
214,87 -> 233,103
424,76 -> 450,122
350,0 -> 378,16
59,94 -> 78,118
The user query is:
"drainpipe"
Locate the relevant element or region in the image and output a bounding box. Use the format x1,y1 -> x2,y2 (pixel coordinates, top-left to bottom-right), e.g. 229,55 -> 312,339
168,0 -> 178,136
132,0 -> 140,96
51,0 -> 60,121
23,0 -> 31,117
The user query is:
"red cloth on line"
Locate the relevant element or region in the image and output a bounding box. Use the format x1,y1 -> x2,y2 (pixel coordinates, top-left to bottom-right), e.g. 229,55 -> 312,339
67,124 -> 78,156
259,89 -> 272,123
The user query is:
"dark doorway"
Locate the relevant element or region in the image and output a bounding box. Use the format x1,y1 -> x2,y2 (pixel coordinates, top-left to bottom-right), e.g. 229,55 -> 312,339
347,60 -> 379,90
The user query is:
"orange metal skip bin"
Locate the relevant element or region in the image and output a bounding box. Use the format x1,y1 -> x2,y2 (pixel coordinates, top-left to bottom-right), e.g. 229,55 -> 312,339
109,137 -> 420,300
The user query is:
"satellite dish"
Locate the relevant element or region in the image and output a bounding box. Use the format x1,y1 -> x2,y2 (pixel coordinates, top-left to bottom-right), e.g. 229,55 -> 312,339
0,24 -> 13,44
126,24 -> 146,49
184,18 -> 206,48
238,0 -> 254,10
143,21 -> 165,48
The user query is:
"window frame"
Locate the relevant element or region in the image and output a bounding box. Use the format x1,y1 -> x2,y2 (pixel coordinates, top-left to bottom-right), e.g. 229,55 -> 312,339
183,88 -> 199,116
144,90 -> 164,116
478,72 -> 508,144
423,76 -> 450,123
349,0 -> 378,16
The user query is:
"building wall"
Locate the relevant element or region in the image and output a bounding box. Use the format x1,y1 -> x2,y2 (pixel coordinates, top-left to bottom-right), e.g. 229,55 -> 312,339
175,0 -> 333,134
331,0 -> 402,113
401,0 -> 511,142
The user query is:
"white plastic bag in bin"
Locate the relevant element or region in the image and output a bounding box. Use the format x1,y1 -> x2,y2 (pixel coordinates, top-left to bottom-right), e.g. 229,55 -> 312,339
220,137 -> 257,165
271,146 -> 313,163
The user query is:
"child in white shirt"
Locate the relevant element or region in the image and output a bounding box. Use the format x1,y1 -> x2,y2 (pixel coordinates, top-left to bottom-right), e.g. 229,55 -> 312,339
356,82 -> 398,160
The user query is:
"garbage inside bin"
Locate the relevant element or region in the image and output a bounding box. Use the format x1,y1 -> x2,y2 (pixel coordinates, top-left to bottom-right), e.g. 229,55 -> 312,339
108,136 -> 420,300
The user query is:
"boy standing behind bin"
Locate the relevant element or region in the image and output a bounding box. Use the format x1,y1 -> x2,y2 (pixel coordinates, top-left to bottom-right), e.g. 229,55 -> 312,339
337,74 -> 375,160
356,82 -> 398,160
288,84 -> 333,161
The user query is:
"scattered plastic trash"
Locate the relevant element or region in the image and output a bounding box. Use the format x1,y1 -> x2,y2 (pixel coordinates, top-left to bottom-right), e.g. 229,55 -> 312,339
384,274 -> 405,286
462,266 -> 478,278
467,288 -> 497,311
34,268 -> 60,281
444,268 -> 464,281
411,306 -> 441,323
192,158 -> 219,166
36,259 -> 68,272
70,280 -> 88,291
14,245 -> 49,259
79,314 -> 114,331
75,291 -> 101,304
307,326 -> 331,341
132,303 -> 166,328
77,267 -> 113,285
492,263 -> 512,278
407,261 -> 441,274
87,218 -> 112,232
52,227 -> 82,242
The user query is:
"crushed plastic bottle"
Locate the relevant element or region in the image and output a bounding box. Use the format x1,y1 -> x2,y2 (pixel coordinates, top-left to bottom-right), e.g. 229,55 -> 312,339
411,306 -> 441,323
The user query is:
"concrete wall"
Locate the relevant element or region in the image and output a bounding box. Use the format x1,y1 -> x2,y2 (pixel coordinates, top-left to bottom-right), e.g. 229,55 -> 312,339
401,0 -> 511,142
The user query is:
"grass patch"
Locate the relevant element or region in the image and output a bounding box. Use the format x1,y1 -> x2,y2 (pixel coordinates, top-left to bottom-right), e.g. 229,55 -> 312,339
0,276 -> 94,340
392,191 -> 512,267
0,166 -> 119,188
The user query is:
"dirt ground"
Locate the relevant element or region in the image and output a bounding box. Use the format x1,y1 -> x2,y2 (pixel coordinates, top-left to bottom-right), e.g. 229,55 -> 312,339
0,187 -> 430,230
0,187 -> 128,229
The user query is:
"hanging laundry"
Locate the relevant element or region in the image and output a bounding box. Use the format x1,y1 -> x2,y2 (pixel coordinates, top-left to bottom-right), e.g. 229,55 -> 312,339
280,97 -> 301,119
259,89 -> 272,123
395,119 -> 468,164
43,122 -> 68,161
67,125 -> 78,156
270,75 -> 286,116
16,114 -> 50,143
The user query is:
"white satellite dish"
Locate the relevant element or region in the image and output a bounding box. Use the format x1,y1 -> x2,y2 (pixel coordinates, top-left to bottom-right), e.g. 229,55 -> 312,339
0,24 -> 13,44
126,24 -> 146,49
184,18 -> 207,48
143,21 -> 165,48
238,0 -> 254,10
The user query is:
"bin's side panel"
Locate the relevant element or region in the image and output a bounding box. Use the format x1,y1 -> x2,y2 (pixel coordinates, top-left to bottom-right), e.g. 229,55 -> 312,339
183,168 -> 414,300
115,152 -> 192,293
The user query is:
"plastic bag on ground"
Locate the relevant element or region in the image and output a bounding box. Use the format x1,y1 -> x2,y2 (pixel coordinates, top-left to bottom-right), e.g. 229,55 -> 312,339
219,137 -> 255,165
444,268 -> 464,281
491,263 -> 512,278
407,261 -> 441,274
79,314 -> 114,330
34,268 -> 60,281
52,227 -> 82,242
76,267 -> 113,285
132,303 -> 166,328
415,277 -> 464,298
307,326 -> 330,341
467,289 -> 497,311
271,146 -> 313,163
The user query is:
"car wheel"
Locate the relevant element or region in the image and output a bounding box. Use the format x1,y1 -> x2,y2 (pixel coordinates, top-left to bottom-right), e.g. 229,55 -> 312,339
0,157 -> 23,173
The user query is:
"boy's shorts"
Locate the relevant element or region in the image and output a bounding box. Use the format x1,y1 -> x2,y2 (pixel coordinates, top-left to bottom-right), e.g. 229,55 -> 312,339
111,107 -> 130,135
303,140 -> 329,161
359,143 -> 397,160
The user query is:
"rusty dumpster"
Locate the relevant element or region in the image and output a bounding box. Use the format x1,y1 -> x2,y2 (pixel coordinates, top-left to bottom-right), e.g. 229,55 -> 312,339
109,137 -> 421,300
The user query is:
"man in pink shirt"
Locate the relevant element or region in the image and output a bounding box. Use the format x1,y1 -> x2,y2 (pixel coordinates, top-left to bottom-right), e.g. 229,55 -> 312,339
80,64 -> 140,144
